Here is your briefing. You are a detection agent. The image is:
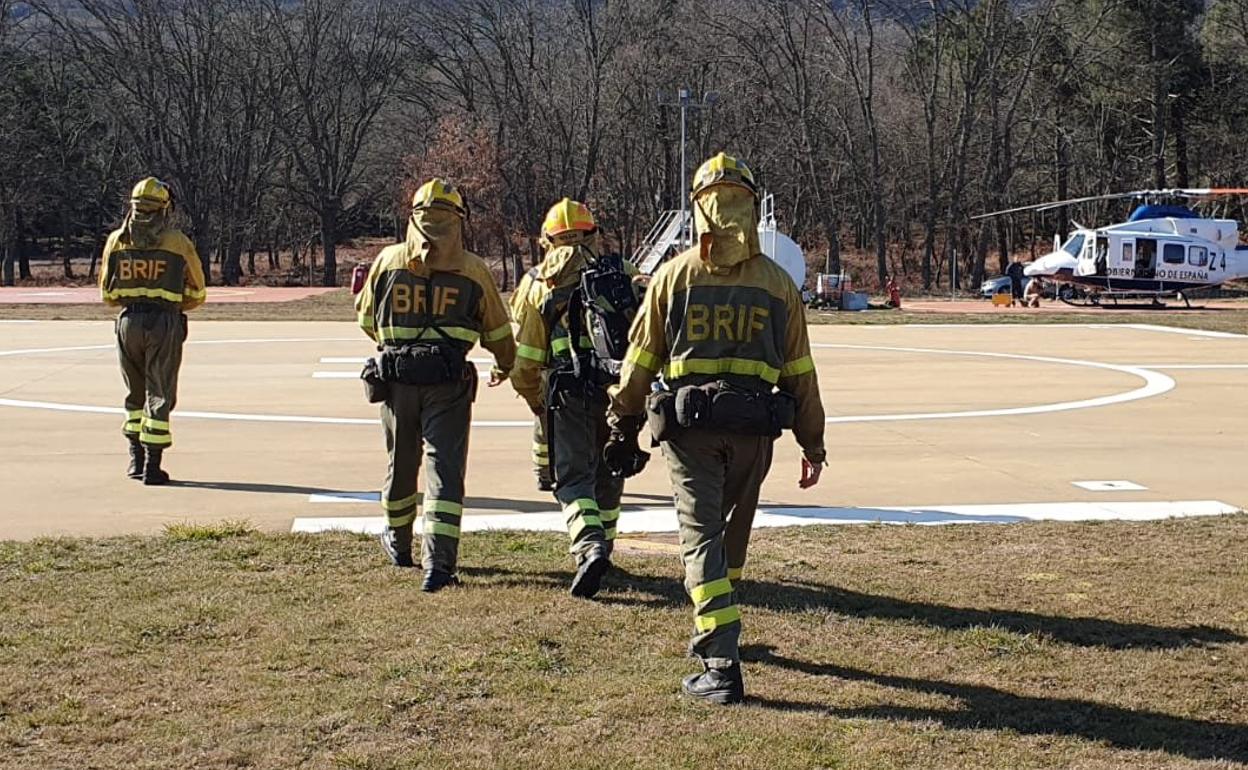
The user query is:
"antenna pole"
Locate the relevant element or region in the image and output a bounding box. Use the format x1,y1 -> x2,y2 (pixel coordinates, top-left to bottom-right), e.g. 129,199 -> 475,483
679,88 -> 688,248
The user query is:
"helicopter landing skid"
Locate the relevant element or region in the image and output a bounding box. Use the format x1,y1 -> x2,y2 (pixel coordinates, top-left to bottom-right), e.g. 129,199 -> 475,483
1060,290 -> 1200,310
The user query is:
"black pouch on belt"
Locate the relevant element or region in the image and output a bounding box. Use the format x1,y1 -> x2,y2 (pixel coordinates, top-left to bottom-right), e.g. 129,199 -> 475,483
381,344 -> 465,386
644,389 -> 680,441
361,357 -> 389,403
674,384 -> 713,428
709,382 -> 797,438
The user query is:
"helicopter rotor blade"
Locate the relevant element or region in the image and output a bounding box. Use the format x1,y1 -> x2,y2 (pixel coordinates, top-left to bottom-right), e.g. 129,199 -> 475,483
971,192 -> 1143,220
1168,188 -> 1248,198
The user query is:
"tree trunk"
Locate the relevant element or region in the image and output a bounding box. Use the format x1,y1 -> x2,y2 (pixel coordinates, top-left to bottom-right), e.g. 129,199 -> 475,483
16,211 -> 31,280
61,210 -> 75,279
1173,102 -> 1189,188
321,202 -> 339,287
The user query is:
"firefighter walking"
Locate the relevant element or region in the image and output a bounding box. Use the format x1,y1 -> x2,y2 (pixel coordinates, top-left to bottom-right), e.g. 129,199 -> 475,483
510,264 -> 553,492
510,199 -> 642,598
356,178 -> 516,592
99,177 -> 206,485
606,154 -> 826,704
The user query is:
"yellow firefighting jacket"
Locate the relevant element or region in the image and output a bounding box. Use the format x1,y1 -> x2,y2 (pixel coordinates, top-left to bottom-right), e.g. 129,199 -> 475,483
99,227 -> 207,311
510,244 -> 639,410
355,242 -> 516,371
609,246 -> 826,462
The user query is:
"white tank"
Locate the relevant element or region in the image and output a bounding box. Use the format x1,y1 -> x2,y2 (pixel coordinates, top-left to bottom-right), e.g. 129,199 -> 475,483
758,227 -> 806,289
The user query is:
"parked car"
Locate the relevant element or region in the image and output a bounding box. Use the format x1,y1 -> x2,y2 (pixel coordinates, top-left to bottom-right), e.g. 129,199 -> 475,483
979,275 -> 1016,298
979,274 -> 1080,301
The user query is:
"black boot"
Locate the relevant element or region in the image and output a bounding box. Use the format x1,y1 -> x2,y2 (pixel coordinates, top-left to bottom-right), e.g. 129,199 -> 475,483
421,568 -> 459,593
682,663 -> 745,705
379,529 -> 415,568
536,466 -> 554,492
126,438 -> 145,480
570,545 -> 610,599
142,446 -> 170,486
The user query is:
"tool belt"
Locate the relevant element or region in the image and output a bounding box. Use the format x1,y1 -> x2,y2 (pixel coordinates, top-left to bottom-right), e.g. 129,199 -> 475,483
120,301 -> 170,315
646,381 -> 796,441
379,343 -> 467,386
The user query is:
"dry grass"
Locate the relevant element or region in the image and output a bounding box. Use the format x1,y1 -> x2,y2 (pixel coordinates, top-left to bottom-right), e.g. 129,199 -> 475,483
4,290 -> 1248,336
1,516 -> 1245,769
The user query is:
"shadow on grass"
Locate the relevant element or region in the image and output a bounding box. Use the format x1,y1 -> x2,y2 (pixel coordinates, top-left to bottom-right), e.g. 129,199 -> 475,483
462,564 -> 1245,650
745,646 -> 1248,763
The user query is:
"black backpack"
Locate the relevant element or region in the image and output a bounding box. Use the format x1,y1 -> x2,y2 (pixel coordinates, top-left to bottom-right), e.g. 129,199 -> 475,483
564,253 -> 639,381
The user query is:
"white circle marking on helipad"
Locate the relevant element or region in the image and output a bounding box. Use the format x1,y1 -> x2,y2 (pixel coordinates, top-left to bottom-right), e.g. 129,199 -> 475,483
0,338 -> 1176,427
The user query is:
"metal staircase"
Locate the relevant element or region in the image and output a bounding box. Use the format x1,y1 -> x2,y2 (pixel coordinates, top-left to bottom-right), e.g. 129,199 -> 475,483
631,210 -> 689,275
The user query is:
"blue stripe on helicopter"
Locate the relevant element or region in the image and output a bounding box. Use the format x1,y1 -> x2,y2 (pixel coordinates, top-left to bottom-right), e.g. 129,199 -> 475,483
1128,204 -> 1200,222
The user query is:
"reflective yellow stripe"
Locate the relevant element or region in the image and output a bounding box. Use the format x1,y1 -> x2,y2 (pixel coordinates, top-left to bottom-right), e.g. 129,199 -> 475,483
425,499 -> 463,515
690,577 -> 733,604
727,566 -> 744,581
139,432 -> 172,446
694,606 -> 741,632
376,326 -> 480,344
627,347 -> 662,371
665,357 -> 780,384
125,409 -> 144,419
484,324 -> 512,342
604,526 -> 617,540
359,313 -> 376,330
532,442 -> 549,455
517,344 -> 548,363
563,498 -> 598,515
551,335 -> 593,356
781,355 -> 815,377
144,418 -> 170,431
186,287 -> 207,299
105,287 -> 183,304
423,521 -> 461,538
387,511 -> 416,527
599,508 -> 619,523
382,492 -> 422,511
123,409 -> 143,432
535,456 -> 550,466
568,514 -> 603,541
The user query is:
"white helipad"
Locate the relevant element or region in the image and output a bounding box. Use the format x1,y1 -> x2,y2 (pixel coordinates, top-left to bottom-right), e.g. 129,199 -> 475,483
0,320 -> 1243,539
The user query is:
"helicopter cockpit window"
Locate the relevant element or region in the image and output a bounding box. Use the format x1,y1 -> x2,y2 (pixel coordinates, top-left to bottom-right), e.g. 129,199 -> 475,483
1189,246 -> 1208,267
1061,234 -> 1085,257
1163,243 -> 1186,264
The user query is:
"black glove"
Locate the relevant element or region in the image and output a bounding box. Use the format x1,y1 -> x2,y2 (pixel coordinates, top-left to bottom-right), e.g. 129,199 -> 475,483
603,415 -> 650,479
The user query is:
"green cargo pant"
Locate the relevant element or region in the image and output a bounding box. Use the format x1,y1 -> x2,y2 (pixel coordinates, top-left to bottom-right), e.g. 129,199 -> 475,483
549,384 -> 623,565
661,428 -> 774,669
380,372 -> 475,573
116,308 -> 186,448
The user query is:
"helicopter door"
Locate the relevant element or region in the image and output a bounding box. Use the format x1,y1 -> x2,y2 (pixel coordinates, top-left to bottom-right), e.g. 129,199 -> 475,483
1115,240 -> 1134,291
1135,238 -> 1157,280
1076,235 -> 1105,276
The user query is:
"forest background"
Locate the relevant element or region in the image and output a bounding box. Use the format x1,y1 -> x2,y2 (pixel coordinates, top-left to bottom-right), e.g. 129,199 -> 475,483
2,0 -> 1246,293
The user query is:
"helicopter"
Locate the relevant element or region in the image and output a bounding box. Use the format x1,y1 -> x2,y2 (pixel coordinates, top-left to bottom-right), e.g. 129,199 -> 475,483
973,189 -> 1248,306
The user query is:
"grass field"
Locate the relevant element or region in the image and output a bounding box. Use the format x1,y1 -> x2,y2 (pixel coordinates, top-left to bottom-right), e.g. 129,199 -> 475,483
2,517 -> 1245,769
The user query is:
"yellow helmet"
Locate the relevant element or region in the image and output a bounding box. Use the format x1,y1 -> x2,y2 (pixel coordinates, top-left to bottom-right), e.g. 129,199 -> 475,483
130,177 -> 171,211
541,198 -> 596,238
691,152 -> 757,199
411,178 -> 466,217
